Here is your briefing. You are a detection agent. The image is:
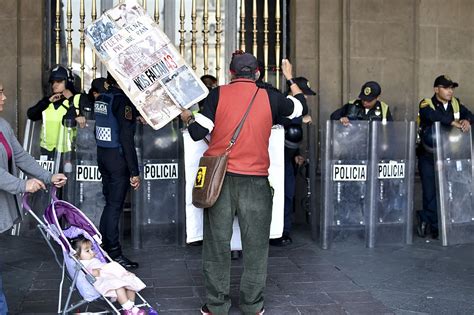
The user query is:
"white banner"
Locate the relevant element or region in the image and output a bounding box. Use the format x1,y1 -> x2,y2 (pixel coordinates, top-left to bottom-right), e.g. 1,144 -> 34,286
183,127 -> 285,248
85,0 -> 208,130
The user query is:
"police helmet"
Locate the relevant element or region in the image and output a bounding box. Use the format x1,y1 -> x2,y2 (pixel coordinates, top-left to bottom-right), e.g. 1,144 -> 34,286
285,124 -> 303,144
49,65 -> 73,84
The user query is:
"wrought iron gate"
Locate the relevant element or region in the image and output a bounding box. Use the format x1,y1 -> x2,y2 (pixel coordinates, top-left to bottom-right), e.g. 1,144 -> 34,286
46,0 -> 288,92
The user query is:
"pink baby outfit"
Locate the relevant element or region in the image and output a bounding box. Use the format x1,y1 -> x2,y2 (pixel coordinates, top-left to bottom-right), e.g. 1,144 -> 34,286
80,258 -> 146,301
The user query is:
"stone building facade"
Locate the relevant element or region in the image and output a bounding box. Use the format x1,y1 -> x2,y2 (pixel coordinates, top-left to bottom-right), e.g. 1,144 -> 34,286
2,0 -> 474,153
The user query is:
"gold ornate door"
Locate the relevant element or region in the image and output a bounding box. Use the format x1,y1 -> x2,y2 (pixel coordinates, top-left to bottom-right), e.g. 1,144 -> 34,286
49,0 -> 287,92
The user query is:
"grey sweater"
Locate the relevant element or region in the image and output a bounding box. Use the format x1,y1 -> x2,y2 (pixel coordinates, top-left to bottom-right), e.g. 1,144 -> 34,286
0,118 -> 52,232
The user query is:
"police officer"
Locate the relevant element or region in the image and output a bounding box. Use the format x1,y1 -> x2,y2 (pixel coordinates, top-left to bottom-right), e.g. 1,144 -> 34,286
27,65 -> 88,156
330,81 -> 393,124
197,75 -> 218,112
417,75 -> 474,239
88,77 -> 107,102
200,74 -> 218,91
94,73 -> 140,269
270,77 -> 315,247
86,77 -> 107,119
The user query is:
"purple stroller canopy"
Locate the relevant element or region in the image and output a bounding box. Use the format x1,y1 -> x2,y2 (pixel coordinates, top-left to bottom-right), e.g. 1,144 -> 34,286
45,200 -> 97,237
44,199 -> 102,253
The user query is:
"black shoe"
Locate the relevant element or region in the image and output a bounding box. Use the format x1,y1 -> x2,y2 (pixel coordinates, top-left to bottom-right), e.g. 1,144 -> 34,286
188,240 -> 203,246
269,235 -> 292,247
113,254 -> 139,269
431,229 -> 439,240
231,250 -> 241,260
416,221 -> 427,238
416,213 -> 427,238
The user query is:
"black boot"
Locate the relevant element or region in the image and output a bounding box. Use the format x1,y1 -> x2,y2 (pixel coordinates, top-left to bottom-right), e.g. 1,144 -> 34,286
113,254 -> 139,269
231,250 -> 241,260
269,235 -> 292,246
416,212 -> 427,238
106,245 -> 139,269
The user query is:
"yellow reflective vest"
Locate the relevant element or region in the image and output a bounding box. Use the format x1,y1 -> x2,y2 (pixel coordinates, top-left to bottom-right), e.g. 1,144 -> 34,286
40,94 -> 80,153
379,101 -> 389,123
421,97 -> 460,120
417,97 -> 461,132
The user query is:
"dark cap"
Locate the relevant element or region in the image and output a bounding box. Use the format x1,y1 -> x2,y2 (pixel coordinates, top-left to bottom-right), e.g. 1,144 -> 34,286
358,81 -> 381,101
434,75 -> 458,88
106,72 -> 118,86
49,65 -> 69,82
292,77 -> 316,95
90,77 -> 107,94
230,51 -> 258,75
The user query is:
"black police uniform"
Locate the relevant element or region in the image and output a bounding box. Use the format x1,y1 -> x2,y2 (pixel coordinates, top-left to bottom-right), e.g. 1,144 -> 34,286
417,95 -> 474,237
282,118 -> 303,242
94,85 -> 139,268
330,99 -> 393,122
256,80 -> 299,246
258,77 -> 315,247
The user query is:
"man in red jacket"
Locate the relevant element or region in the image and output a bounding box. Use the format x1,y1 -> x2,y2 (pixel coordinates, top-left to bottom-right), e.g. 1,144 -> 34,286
181,51 -> 308,315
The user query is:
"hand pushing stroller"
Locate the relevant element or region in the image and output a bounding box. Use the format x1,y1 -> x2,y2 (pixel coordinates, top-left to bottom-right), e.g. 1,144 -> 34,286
22,187 -> 158,314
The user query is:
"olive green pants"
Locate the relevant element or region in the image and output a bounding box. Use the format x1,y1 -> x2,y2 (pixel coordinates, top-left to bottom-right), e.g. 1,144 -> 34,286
203,175 -> 273,315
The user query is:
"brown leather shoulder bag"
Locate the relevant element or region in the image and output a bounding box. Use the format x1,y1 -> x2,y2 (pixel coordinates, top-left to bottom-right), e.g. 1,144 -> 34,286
192,88 -> 260,208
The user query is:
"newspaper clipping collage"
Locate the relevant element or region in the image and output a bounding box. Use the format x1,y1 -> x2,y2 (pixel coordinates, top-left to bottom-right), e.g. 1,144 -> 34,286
85,0 -> 209,130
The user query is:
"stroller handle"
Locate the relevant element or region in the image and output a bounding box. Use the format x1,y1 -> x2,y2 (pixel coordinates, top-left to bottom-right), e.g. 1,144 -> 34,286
22,185 -> 59,224
50,186 -> 59,201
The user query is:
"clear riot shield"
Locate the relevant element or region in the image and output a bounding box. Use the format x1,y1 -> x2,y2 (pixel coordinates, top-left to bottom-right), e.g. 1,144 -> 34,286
61,119 -> 105,227
321,120 -> 370,249
367,121 -> 415,247
131,121 -> 185,247
12,120 -> 56,237
308,123 -> 319,241
434,122 -> 474,246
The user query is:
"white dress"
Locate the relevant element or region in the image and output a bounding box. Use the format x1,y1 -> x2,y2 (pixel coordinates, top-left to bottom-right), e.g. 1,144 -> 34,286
80,258 -> 146,301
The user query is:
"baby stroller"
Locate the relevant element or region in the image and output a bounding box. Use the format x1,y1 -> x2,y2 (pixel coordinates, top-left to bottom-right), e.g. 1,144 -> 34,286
22,187 -> 158,315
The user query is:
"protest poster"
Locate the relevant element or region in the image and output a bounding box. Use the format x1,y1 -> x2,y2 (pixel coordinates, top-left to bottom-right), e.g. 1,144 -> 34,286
85,0 -> 208,130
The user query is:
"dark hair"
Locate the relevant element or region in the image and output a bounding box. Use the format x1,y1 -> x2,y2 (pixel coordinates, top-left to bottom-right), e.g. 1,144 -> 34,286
200,74 -> 218,90
70,236 -> 92,259
257,60 -> 265,82
106,72 -> 118,86
200,74 -> 217,82
66,80 -> 78,94
233,72 -> 255,79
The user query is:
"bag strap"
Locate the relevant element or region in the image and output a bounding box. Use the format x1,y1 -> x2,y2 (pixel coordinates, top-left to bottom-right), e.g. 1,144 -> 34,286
226,87 -> 260,152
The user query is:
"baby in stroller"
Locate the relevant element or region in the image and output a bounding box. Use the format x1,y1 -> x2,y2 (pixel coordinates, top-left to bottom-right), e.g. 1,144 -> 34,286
22,186 -> 157,314
71,236 -> 146,315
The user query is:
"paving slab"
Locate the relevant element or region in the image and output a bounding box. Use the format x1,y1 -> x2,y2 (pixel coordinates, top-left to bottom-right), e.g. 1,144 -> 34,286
2,225 -> 474,314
